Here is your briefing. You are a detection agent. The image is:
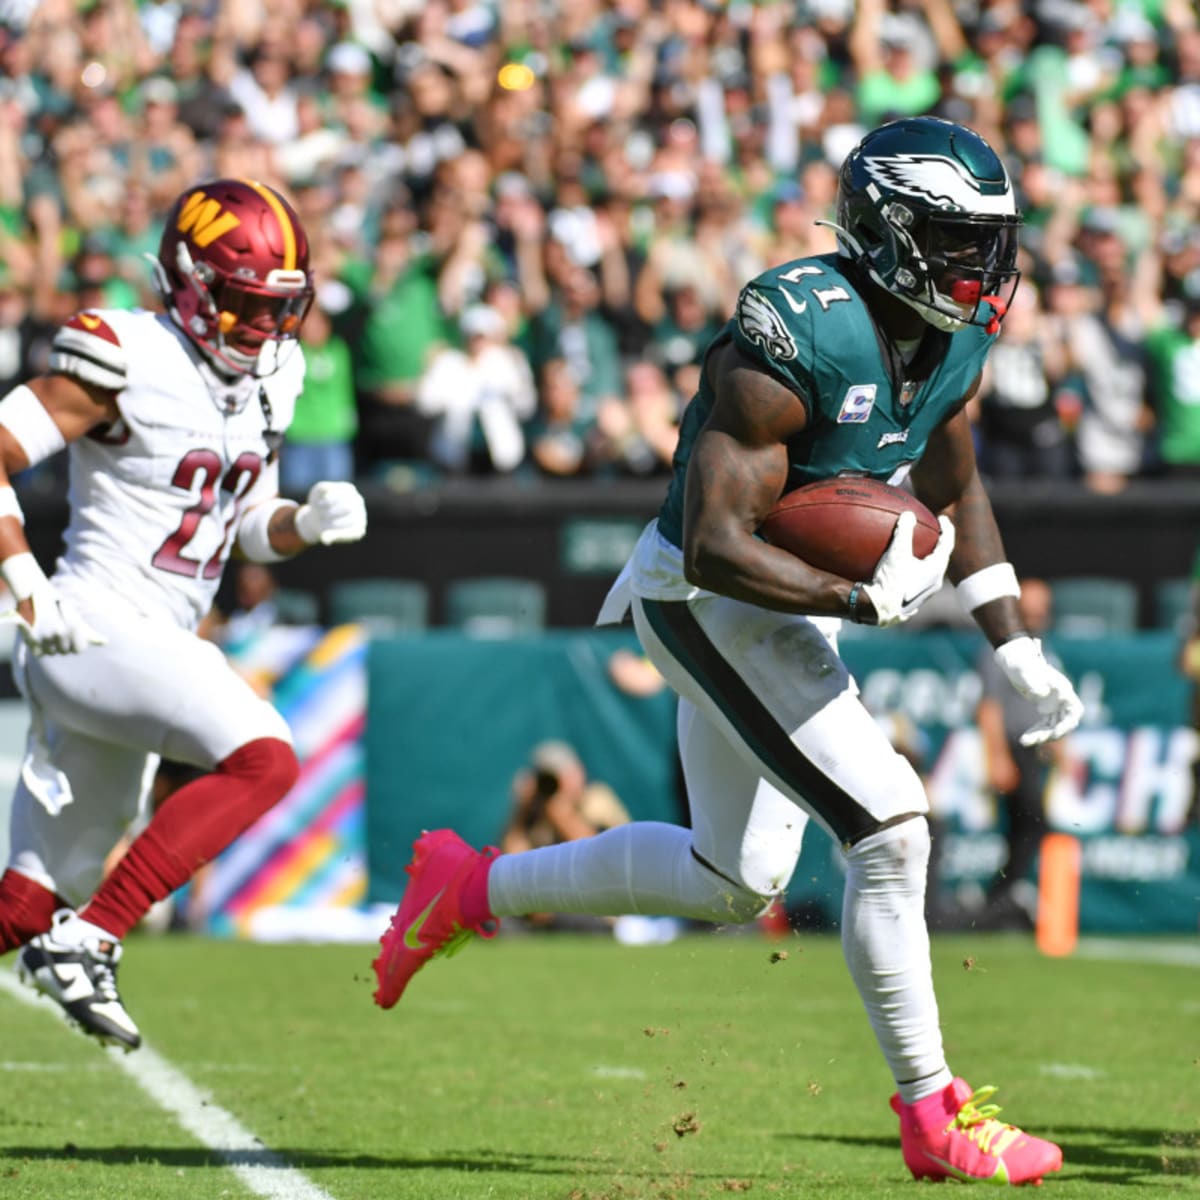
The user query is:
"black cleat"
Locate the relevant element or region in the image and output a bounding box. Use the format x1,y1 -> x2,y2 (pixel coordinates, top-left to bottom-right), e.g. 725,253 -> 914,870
16,911 -> 141,1051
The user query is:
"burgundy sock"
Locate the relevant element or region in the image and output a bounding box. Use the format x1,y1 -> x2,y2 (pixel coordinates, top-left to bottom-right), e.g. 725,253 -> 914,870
0,869 -> 60,953
460,856 -> 497,929
82,738 -> 299,938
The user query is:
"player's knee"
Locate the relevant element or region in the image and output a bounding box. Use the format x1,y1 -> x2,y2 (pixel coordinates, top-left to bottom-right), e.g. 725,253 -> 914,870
720,885 -> 776,924
846,813 -> 931,879
0,869 -> 58,954
220,737 -> 300,802
692,855 -> 778,924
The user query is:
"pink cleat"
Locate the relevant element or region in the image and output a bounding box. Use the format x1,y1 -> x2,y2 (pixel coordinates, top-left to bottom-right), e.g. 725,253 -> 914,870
372,829 -> 499,1009
891,1078 -> 1063,1186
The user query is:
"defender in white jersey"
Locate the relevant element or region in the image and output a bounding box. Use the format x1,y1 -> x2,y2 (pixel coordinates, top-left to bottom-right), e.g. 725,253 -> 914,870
0,179 -> 368,1050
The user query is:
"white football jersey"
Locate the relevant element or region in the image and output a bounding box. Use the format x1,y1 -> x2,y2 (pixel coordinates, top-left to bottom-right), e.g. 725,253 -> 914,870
48,309 -> 304,630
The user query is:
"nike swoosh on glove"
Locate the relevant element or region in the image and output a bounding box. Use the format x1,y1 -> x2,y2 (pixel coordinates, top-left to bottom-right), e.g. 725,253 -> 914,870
295,481 -> 368,546
862,511 -> 956,627
994,635 -> 1084,745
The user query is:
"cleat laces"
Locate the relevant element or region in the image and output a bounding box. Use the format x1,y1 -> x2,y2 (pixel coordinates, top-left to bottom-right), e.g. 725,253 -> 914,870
86,945 -> 122,1003
949,1085 -> 1025,1158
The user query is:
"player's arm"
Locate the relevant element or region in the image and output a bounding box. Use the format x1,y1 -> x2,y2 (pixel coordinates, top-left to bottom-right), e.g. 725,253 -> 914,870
235,481 -> 368,562
913,376 -> 1082,745
681,341 -> 857,616
909,379 -> 1024,647
0,372 -> 116,651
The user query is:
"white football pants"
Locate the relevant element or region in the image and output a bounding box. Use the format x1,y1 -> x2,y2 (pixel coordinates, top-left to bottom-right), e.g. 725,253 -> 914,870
7,583 -> 291,904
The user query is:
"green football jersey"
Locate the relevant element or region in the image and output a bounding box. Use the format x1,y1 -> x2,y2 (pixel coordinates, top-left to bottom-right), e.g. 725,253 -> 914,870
657,254 -> 994,548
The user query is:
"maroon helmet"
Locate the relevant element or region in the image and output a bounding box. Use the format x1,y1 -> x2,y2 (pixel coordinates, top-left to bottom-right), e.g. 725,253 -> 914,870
154,178 -> 314,376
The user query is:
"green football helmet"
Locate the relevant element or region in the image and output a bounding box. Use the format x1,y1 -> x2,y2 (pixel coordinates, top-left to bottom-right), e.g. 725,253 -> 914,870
827,116 -> 1022,334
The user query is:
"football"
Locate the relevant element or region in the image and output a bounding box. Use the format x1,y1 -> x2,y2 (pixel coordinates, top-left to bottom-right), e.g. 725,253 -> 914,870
759,477 -> 941,581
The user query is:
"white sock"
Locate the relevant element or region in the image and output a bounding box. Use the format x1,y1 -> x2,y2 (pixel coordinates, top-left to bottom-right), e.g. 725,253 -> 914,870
840,819 -> 953,1103
488,823 -> 769,924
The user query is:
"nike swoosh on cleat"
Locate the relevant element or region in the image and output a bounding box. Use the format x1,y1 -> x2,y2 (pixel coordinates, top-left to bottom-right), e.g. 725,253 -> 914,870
924,1152 -> 1009,1184
402,890 -> 445,950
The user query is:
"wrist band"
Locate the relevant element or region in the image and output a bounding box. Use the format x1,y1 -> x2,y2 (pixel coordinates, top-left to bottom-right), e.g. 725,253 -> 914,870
848,582 -> 873,624
235,498 -> 296,563
956,562 -> 1020,612
0,384 -> 67,467
0,485 -> 23,525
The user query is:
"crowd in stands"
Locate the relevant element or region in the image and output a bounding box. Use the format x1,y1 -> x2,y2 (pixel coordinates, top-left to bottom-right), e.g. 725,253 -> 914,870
4,0 -> 1200,496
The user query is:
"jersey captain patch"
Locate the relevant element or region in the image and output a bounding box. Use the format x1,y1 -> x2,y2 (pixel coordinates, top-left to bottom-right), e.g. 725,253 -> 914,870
736,287 -> 798,362
837,384 -> 877,423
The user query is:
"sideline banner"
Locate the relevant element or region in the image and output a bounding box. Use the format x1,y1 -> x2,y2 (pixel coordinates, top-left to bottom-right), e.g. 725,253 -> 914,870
364,629 -> 1199,934
837,630 -> 1199,933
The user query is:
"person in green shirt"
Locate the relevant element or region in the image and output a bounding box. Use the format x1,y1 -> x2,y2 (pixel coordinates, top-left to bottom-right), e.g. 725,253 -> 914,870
281,298 -> 357,497
1145,297 -> 1200,478
352,210 -> 455,472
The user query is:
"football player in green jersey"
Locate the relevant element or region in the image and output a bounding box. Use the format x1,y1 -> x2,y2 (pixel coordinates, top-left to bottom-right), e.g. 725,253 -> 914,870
374,117 -> 1083,1186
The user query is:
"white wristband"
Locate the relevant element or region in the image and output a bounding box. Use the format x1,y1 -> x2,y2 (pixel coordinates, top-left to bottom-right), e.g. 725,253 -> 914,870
1,551 -> 46,602
0,384 -> 67,467
0,485 -> 23,525
235,498 -> 296,563
956,562 -> 1020,612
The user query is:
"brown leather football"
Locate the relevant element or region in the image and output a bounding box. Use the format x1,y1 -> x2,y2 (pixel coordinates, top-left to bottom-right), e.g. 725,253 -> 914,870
759,477 -> 941,581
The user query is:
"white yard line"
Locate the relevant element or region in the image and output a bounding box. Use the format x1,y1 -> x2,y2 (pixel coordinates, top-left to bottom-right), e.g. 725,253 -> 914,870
0,970 -> 337,1200
1075,938 -> 1200,968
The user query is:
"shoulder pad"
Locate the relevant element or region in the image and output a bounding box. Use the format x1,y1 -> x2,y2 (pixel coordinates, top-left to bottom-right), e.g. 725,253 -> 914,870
49,312 -> 127,391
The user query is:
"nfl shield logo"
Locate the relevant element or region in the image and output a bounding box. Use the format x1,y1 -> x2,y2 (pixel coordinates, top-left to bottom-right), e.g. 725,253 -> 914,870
899,380 -> 920,407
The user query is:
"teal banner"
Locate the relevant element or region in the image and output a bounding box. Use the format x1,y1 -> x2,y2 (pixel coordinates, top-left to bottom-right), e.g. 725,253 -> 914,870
365,629 -> 1200,933
365,630 -> 678,902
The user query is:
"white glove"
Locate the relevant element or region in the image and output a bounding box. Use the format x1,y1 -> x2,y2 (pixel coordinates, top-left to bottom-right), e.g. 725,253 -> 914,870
861,511 -> 955,626
994,635 -> 1084,746
0,553 -> 106,656
294,481 -> 367,546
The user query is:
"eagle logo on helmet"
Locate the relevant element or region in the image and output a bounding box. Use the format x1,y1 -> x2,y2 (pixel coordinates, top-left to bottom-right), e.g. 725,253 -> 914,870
737,287 -> 798,362
863,154 -> 1016,216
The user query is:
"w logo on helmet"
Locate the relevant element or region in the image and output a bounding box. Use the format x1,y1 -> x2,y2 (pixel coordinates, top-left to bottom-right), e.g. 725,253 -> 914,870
176,192 -> 241,248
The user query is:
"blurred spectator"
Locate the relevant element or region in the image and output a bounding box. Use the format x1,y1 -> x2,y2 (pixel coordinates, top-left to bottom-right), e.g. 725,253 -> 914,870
281,295 -> 357,497
212,563 -> 286,653
503,740 -> 630,857
1176,545 -> 1200,825
526,357 -> 593,478
353,196 -> 454,472
417,303 -> 536,474
529,265 -> 622,421
1047,237 -> 1152,495
228,41 -> 300,147
501,738 -> 631,934
973,282 -> 1072,480
850,0 -> 956,127
591,360 -> 681,478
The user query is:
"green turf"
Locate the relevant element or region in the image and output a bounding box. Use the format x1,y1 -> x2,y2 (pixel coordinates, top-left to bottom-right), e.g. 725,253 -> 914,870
1,932 -> 1197,1198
